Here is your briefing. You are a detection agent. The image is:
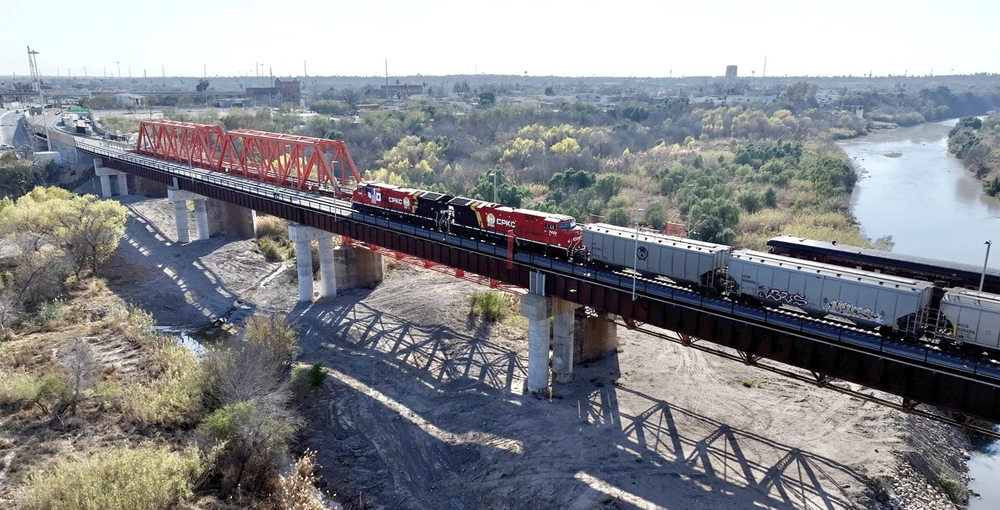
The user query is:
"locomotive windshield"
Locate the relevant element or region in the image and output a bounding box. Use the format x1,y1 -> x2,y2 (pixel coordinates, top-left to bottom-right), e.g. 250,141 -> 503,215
558,219 -> 576,230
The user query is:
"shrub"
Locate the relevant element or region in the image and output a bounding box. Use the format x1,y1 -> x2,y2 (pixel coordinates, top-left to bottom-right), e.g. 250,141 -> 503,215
122,345 -> 204,426
938,477 -> 966,504
607,208 -> 630,227
34,299 -> 65,331
0,370 -> 43,408
203,341 -> 288,409
305,362 -> 326,393
105,301 -> 161,347
197,399 -> 300,495
257,237 -> 284,262
468,291 -> 509,322
256,215 -> 288,239
243,313 -> 299,369
18,443 -> 201,510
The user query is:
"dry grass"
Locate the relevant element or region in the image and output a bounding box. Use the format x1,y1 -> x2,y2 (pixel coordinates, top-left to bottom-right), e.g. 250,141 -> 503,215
256,215 -> 289,239
17,443 -> 202,510
736,208 -> 869,251
255,216 -> 295,262
468,291 -> 517,322
270,449 -> 327,510
121,344 -> 204,427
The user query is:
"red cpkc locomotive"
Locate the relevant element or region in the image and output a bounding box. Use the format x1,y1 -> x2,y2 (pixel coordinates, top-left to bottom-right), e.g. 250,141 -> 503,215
352,181 -> 584,258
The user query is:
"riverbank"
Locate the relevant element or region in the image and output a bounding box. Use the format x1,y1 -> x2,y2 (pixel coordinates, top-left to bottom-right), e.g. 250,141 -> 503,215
842,117 -> 1000,508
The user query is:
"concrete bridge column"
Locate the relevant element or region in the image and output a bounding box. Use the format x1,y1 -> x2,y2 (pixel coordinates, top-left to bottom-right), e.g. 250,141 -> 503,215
288,225 -> 340,302
551,298 -> 577,382
170,199 -> 190,244
116,173 -> 129,196
522,271 -> 551,392
168,188 -> 210,243
94,158 -> 128,198
317,236 -> 337,298
192,199 -> 209,241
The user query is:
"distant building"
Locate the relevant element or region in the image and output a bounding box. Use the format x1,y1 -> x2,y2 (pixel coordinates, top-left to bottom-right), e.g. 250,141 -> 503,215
246,78 -> 301,104
723,94 -> 775,106
367,84 -> 424,99
574,93 -> 604,105
725,65 -> 738,81
216,98 -> 248,108
112,93 -> 146,107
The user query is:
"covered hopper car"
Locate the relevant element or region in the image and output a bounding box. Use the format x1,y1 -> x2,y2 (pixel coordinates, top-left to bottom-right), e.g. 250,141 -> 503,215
582,223 -> 731,288
727,250 -> 935,336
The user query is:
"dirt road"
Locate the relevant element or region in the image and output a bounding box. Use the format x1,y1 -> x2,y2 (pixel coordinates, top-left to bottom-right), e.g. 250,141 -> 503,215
114,196 -> 968,509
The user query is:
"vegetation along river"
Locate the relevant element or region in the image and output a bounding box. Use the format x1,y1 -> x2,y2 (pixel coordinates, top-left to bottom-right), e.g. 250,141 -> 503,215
840,118 -> 997,508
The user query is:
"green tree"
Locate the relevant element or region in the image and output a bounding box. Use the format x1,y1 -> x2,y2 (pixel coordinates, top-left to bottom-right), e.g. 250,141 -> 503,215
469,168 -> 525,207
762,187 -> 777,207
689,197 -> 739,244
196,79 -> 210,92
54,195 -> 129,277
544,86 -> 555,96
594,175 -> 623,201
644,202 -> 666,230
0,153 -> 46,198
737,190 -> 762,213
607,208 -> 630,227
478,91 -> 496,107
622,104 -> 650,123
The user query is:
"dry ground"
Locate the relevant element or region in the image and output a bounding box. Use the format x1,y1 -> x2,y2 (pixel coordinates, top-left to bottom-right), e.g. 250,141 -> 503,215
1,195 -> 971,509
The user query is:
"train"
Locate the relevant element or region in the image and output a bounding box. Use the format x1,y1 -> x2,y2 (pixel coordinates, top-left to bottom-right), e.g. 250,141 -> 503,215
353,186 -> 1000,356
352,182 -> 584,258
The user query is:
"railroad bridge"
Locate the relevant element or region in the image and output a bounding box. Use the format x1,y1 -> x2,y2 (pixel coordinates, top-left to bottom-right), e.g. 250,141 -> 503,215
34,124 -> 1000,429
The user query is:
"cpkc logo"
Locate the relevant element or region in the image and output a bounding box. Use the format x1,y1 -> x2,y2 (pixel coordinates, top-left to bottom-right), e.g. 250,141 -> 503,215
637,246 -> 648,261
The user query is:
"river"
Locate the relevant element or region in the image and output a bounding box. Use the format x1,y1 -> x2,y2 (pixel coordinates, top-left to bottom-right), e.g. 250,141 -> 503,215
840,118 -> 997,508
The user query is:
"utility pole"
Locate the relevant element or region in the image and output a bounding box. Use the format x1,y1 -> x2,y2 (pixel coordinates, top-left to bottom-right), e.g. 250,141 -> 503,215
116,61 -> 121,83
27,46 -> 39,91
162,65 -> 165,78
632,208 -> 644,300
385,58 -> 389,101
27,46 -> 51,151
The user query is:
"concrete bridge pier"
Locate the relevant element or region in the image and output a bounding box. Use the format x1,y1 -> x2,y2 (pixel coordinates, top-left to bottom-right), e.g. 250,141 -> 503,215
521,292 -> 551,392
94,158 -> 129,198
167,188 -> 210,243
522,272 -> 621,391
288,225 -> 336,302
521,272 -> 580,391
551,298 -> 577,382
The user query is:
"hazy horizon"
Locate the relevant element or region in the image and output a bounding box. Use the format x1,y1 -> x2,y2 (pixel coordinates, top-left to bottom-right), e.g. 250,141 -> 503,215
2,0 -> 999,80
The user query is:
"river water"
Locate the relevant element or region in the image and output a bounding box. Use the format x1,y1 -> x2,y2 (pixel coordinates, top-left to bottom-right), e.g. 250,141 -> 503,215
840,119 -> 998,508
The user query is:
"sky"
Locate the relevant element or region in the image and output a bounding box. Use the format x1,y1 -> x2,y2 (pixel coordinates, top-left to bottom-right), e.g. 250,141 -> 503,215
1,0 -> 998,80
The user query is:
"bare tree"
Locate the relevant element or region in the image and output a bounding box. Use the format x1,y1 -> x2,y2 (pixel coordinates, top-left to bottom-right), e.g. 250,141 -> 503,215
59,338 -> 98,415
203,339 -> 289,408
964,143 -> 992,175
